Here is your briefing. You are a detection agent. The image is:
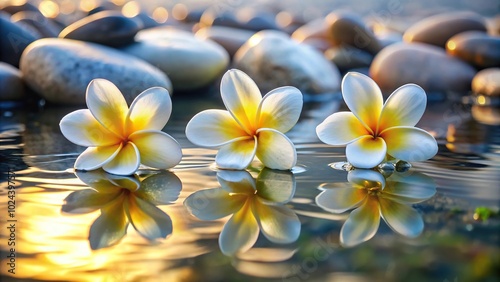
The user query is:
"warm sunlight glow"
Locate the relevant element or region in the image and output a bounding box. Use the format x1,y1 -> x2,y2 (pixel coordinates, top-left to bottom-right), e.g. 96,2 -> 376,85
152,7 -> 169,23
111,0 -> 127,6
446,40 -> 456,51
446,124 -> 456,143
122,1 -> 141,18
476,95 -> 487,105
79,0 -> 99,12
39,0 -> 60,18
11,0 -> 27,5
60,0 -> 76,15
276,11 -> 293,27
172,3 -> 188,21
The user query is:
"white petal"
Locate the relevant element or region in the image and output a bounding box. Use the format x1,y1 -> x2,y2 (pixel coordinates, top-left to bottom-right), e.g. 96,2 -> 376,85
136,172 -> 183,204
257,86 -> 303,133
129,130 -> 182,169
220,69 -> 262,133
75,144 -> 122,171
62,189 -> 118,214
86,79 -> 128,138
125,195 -> 172,240
219,202 -> 259,255
125,87 -> 172,134
255,169 -> 295,204
379,198 -> 424,238
60,109 -> 121,147
185,109 -> 248,147
184,188 -> 247,220
216,137 -> 257,170
316,112 -> 369,146
217,170 -> 256,194
381,126 -> 438,162
103,142 -> 140,175
89,196 -> 128,250
347,169 -> 386,190
75,169 -> 139,192
107,174 -> 141,192
346,136 -> 387,169
342,72 -> 383,133
315,187 -> 367,213
340,197 -> 380,247
252,202 -> 300,244
255,129 -> 296,170
378,84 -> 427,131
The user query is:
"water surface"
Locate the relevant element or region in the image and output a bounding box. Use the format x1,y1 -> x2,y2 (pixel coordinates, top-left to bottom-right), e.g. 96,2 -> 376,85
0,95 -> 499,281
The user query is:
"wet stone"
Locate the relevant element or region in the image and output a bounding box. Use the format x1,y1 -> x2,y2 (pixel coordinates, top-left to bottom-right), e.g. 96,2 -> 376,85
200,9 -> 281,32
377,162 -> 395,177
275,11 -> 306,34
184,8 -> 205,23
87,2 -> 120,15
403,12 -> 487,48
195,26 -> 255,57
326,12 -> 382,55
395,160 -> 412,172
20,38 -> 172,105
325,45 -> 373,72
11,11 -> 62,38
291,18 -> 332,52
370,43 -> 477,93
472,68 -> 500,97
0,2 -> 39,15
234,30 -> 341,96
0,62 -> 24,101
446,31 -> 500,69
132,12 -> 160,29
376,32 -> 403,48
0,12 -> 41,67
236,9 -> 281,31
122,28 -> 229,91
59,11 -> 142,47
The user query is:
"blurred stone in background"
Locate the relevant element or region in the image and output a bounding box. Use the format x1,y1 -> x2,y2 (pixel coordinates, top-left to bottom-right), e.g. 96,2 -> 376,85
446,31 -> 500,69
20,38 -> 172,105
0,0 -> 498,105
403,12 -> 487,48
122,27 -> 229,91
59,10 -> 143,46
0,11 -> 41,67
234,30 -> 341,96
0,62 -> 25,101
370,43 -> 476,94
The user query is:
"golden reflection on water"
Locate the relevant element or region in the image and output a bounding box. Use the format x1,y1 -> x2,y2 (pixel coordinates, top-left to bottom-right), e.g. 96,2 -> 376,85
316,169 -> 436,247
1,96 -> 499,281
0,162 -> 225,281
185,169 -> 300,256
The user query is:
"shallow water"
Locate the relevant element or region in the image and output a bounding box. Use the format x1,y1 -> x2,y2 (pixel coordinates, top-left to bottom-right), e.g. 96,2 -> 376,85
0,94 -> 499,282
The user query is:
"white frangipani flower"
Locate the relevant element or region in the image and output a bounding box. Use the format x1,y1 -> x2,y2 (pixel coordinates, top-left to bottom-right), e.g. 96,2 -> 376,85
60,79 -> 182,175
185,69 -> 303,170
316,72 -> 438,168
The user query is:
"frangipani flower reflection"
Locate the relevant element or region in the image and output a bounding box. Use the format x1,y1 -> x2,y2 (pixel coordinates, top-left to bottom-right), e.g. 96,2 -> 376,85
316,169 -> 435,247
60,79 -> 182,175
316,72 -> 438,168
62,170 -> 181,250
184,169 -> 300,255
186,69 -> 303,170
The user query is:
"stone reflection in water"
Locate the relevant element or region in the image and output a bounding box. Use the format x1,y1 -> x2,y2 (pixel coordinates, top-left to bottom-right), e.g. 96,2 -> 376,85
184,168 -> 300,256
62,169 -> 181,249
316,169 -> 436,247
